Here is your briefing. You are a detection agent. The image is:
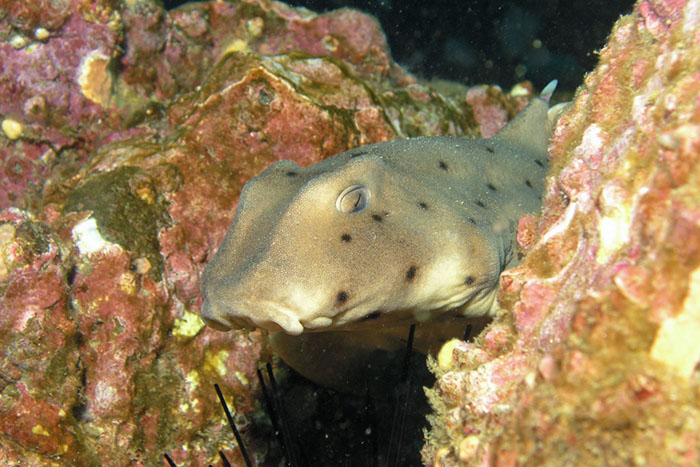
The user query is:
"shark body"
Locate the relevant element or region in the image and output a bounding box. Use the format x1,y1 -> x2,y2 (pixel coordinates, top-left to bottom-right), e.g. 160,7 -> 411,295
200,82 -> 562,388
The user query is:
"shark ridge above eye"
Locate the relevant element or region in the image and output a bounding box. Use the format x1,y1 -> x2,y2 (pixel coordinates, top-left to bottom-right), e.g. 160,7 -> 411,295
199,80 -> 567,389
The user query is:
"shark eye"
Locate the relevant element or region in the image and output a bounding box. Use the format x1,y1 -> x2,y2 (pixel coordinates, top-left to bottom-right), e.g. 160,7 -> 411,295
336,185 -> 370,213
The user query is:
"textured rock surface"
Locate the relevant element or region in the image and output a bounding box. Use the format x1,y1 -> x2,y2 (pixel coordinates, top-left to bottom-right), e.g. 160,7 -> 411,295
0,0 -> 521,465
423,0 -> 700,465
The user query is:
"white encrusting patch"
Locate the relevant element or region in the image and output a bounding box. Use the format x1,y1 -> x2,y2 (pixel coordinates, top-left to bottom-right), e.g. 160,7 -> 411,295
72,217 -> 118,256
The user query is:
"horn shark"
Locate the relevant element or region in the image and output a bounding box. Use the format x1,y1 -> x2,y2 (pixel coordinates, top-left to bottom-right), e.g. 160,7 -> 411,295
200,81 -> 564,388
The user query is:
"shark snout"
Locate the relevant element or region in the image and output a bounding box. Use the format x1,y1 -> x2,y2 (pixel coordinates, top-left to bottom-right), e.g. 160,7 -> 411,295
200,287 -> 306,335
200,249 -> 335,335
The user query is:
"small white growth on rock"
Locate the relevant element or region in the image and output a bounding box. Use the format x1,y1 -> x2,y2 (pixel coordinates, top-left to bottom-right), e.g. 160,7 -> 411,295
596,183 -> 632,264
510,83 -> 530,97
72,217 -> 117,256
9,35 -> 27,49
34,27 -> 50,41
77,49 -> 113,106
1,118 -> 23,140
94,381 -> 118,411
575,123 -> 605,159
650,265 -> 700,378
173,309 -> 206,338
683,0 -> 700,35
0,222 -> 16,282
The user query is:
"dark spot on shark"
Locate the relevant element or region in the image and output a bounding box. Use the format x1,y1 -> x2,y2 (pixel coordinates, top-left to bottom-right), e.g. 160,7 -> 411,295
465,276 -> 475,285
350,151 -> 368,158
484,144 -> 495,153
469,217 -> 477,225
406,266 -> 417,281
486,183 -> 497,191
475,200 -> 486,209
372,214 -> 383,222
525,179 -> 533,188
336,291 -> 348,304
439,160 -> 448,171
418,202 -> 428,210
535,159 -> 545,168
341,233 -> 351,242
286,171 -> 298,177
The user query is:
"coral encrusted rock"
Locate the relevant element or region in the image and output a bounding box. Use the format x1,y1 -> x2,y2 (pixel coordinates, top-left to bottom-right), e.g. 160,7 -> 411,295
423,0 -> 700,465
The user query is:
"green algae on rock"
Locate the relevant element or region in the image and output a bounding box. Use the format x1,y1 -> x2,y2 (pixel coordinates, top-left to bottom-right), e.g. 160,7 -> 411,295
64,166 -> 172,280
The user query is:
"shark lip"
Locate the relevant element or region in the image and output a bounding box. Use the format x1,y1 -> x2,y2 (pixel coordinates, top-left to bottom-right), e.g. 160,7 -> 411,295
200,296 -> 304,335
248,301 -> 304,335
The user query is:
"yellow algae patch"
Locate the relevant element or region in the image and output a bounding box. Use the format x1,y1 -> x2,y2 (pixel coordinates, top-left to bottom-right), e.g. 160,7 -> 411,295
222,39 -> 249,56
173,309 -> 206,338
78,50 -> 113,106
321,35 -> 339,52
9,35 -> 27,49
34,27 -> 50,41
119,272 -> 138,295
1,118 -> 23,140
0,222 -> 16,282
234,370 -> 249,386
186,369 -> 200,392
178,370 -> 202,413
650,265 -> 700,378
247,17 -> 264,37
130,257 -> 151,275
204,349 -> 230,377
510,82 -> 531,97
458,435 -> 480,463
596,182 -> 633,264
596,208 -> 631,263
32,425 -> 50,436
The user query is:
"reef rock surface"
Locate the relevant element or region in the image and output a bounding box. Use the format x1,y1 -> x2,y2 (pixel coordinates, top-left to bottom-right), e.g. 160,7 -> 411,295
0,0 -> 521,465
423,0 -> 700,465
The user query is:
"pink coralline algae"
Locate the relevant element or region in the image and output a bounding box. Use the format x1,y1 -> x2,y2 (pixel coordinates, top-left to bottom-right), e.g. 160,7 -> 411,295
424,0 -> 700,465
0,0 -> 515,465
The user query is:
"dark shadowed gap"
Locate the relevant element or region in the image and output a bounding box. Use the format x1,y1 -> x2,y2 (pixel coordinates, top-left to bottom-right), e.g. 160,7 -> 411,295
386,324 -> 416,467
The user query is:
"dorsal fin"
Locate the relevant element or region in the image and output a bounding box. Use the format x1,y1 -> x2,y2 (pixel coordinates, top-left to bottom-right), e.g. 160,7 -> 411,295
494,80 -> 558,155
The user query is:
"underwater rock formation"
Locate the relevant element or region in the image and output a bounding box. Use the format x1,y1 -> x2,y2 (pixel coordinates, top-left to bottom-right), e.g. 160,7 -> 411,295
423,0 -> 700,465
